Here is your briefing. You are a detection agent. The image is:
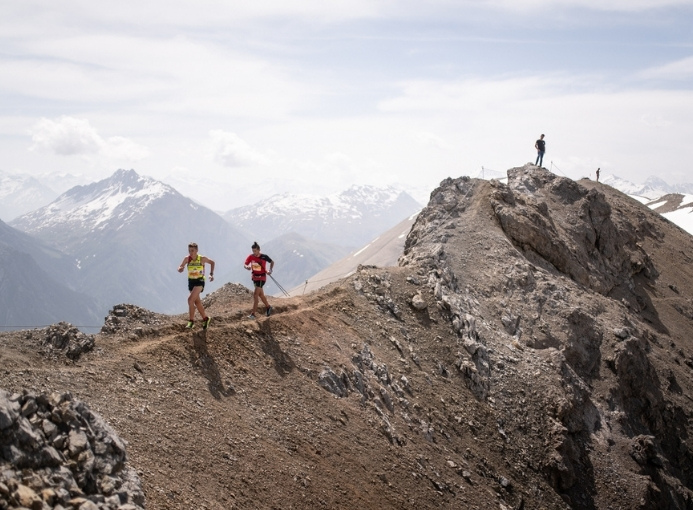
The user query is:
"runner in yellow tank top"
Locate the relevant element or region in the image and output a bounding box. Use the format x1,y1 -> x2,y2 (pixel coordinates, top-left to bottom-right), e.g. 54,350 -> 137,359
177,242 -> 215,329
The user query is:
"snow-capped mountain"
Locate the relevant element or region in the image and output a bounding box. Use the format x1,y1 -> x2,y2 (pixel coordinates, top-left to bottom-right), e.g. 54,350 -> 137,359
223,185 -> 422,249
0,171 -> 58,221
10,169 -> 250,314
601,174 -> 693,200
11,169 -> 175,249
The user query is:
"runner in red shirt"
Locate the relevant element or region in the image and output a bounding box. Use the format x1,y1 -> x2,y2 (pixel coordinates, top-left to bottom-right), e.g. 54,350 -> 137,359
244,242 -> 274,319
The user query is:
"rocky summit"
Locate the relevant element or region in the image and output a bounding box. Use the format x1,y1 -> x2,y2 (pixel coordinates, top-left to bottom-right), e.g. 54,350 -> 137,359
2,164 -> 693,510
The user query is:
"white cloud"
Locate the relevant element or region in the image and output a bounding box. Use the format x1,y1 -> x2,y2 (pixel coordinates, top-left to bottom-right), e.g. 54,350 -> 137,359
22,0 -> 386,27
29,116 -> 149,161
2,0 -> 693,208
29,117 -> 102,156
209,130 -> 269,168
413,131 -> 451,150
0,34 -> 307,120
637,56 -> 693,82
378,76 -> 559,113
5,0 -> 689,32
324,152 -> 356,171
102,136 -> 150,161
485,0 -> 693,12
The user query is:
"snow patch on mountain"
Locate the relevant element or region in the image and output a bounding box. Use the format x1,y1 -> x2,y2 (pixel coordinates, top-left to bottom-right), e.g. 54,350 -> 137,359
10,168 -> 251,315
15,169 -> 173,233
224,184 -> 422,248
662,206 -> 693,235
646,193 -> 693,236
602,173 -> 693,200
594,174 -> 693,236
0,172 -> 57,221
234,185 -> 409,222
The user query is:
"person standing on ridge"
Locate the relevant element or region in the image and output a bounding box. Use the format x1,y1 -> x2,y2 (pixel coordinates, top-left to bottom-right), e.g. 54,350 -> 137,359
244,242 -> 274,319
535,134 -> 546,167
178,242 -> 215,329
596,168 -> 600,182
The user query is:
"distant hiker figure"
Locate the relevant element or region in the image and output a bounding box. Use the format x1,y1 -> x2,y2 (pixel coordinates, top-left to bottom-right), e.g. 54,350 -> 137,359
535,134 -> 546,167
596,168 -> 600,182
178,242 -> 215,329
244,242 -> 274,319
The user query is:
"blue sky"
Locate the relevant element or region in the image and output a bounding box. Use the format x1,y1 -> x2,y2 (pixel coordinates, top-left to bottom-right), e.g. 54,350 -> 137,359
1,0 -> 692,209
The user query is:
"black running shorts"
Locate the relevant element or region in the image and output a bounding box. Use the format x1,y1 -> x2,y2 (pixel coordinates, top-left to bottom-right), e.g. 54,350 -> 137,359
188,278 -> 205,292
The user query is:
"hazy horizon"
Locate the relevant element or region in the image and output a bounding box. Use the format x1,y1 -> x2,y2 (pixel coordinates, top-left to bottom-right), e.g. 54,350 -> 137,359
2,1 -> 693,210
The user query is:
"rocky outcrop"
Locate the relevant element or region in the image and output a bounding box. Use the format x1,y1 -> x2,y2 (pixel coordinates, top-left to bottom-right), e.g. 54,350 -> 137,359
21,322 -> 95,360
0,389 -> 144,510
490,165 -> 658,299
400,176 -> 492,400
101,304 -> 166,336
398,166 -> 693,508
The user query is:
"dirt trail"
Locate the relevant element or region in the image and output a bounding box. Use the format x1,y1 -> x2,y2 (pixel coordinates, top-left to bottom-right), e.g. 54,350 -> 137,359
4,279 -> 536,509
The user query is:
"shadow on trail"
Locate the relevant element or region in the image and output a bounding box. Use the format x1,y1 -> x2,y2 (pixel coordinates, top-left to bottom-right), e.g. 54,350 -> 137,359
257,320 -> 295,377
191,330 -> 235,399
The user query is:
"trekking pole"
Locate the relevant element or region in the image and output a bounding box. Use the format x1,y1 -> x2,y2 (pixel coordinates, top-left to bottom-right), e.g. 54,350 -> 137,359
270,274 -> 291,297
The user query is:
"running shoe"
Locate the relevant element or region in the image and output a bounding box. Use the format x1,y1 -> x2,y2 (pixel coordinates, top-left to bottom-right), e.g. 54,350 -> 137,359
202,317 -> 211,329
266,306 -> 272,317
248,314 -> 256,320
185,320 -> 194,329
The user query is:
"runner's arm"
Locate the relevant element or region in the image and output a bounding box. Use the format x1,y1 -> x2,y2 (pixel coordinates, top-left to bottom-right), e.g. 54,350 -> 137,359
202,256 -> 215,280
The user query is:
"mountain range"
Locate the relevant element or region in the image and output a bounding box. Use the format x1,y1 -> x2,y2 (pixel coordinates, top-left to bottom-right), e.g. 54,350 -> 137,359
0,172 -> 57,221
1,169 -> 421,331
223,185 -> 422,292
593,175 -> 693,237
223,185 -> 422,248
2,166 -> 692,332
8,169 -> 250,328
601,174 -> 693,199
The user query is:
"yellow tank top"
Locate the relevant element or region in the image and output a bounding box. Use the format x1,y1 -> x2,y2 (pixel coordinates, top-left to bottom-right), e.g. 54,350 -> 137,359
187,255 -> 205,280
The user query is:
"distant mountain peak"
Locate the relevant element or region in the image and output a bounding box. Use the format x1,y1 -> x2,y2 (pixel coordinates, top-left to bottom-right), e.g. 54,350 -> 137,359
9,168 -> 250,317
643,175 -> 670,188
0,171 -> 58,222
602,173 -> 693,200
224,185 -> 422,248
10,169 -> 178,244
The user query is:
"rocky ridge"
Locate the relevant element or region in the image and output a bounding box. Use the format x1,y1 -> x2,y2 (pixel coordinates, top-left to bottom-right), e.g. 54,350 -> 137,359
2,164 -> 693,509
